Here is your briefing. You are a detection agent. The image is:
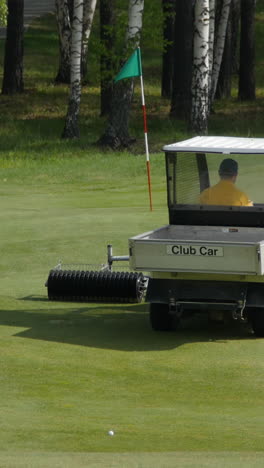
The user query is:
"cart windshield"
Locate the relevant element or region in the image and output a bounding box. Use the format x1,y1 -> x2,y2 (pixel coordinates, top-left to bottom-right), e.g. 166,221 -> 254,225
166,152 -> 263,207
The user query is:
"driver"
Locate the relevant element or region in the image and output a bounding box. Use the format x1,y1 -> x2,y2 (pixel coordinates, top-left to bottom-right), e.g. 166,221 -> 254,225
199,158 -> 253,206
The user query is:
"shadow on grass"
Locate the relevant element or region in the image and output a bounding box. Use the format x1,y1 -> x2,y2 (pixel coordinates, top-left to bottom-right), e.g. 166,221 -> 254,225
0,298 -> 254,351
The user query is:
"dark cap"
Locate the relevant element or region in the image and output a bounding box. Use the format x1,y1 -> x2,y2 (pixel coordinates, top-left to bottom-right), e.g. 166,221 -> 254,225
219,158 -> 238,176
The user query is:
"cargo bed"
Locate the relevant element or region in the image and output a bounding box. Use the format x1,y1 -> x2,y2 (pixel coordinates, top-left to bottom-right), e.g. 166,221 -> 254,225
129,225 -> 264,276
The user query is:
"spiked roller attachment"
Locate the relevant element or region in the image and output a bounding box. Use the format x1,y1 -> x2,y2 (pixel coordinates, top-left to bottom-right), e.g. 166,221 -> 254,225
46,269 -> 146,303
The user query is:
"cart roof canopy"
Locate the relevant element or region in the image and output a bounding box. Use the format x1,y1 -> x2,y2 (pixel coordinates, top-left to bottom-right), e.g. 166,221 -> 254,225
163,136 -> 264,154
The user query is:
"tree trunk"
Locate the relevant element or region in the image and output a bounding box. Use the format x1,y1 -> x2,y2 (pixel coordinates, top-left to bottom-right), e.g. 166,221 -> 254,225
99,0 -> 144,149
99,80 -> 135,149
208,0 -> 215,94
209,0 -> 232,106
55,0 -> 72,84
170,0 -> 194,119
190,0 -> 210,135
215,4 -> 232,99
81,0 -> 98,79
230,0 -> 240,74
2,0 -> 24,95
62,0 -> 84,138
238,0 -> 256,100
100,0 -> 115,116
161,0 -> 176,99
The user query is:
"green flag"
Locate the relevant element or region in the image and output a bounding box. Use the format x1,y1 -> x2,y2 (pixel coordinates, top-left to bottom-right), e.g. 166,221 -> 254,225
114,48 -> 142,82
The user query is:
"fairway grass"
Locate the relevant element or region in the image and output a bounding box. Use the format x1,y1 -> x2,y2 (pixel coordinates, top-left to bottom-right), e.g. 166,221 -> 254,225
1,452 -> 264,468
1,157 -> 264,465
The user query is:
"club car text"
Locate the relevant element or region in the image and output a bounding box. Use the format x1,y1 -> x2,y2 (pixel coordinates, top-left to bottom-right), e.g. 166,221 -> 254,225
167,244 -> 224,257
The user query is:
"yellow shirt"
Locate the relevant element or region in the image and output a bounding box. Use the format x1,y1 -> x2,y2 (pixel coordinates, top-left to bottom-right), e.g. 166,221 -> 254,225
199,180 -> 252,206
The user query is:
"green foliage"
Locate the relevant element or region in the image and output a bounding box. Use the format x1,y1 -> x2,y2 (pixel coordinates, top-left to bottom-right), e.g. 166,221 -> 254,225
0,7 -> 264,151
89,0 -> 164,82
0,0 -> 7,26
142,0 -> 166,53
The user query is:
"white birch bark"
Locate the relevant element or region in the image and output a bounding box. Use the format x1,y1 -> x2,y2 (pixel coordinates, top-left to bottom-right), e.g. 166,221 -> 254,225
55,0 -> 72,83
126,0 -> 144,46
210,0 -> 232,106
190,0 -> 210,135
124,0 -> 144,104
82,0 -> 97,75
208,0 -> 215,93
62,0 -> 84,138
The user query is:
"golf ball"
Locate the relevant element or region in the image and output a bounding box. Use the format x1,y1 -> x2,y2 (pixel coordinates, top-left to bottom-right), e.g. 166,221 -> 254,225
108,430 -> 114,436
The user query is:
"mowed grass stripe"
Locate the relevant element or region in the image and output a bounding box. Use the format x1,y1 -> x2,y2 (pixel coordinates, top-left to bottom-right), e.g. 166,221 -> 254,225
0,452 -> 264,468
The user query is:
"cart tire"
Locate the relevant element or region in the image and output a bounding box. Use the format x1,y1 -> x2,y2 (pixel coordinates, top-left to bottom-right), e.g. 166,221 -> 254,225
149,303 -> 174,331
250,309 -> 264,337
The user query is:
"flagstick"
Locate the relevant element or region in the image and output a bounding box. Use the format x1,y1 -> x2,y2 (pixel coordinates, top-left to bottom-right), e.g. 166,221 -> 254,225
139,73 -> 153,211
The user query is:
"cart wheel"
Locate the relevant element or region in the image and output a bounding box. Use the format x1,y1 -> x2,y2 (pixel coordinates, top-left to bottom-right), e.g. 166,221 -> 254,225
250,309 -> 264,337
149,303 -> 175,331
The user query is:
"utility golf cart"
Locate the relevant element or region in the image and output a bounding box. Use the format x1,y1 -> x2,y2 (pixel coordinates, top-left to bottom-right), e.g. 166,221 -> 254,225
46,136 -> 264,337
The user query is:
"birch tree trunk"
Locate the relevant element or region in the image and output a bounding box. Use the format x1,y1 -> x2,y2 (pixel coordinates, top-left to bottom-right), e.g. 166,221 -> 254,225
55,0 -> 96,84
126,0 -> 144,46
208,0 -> 215,94
209,0 -> 231,106
81,0 -> 97,79
2,0 -> 24,95
62,0 -> 83,139
55,0 -> 72,84
190,0 -> 210,135
99,0 -> 144,149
